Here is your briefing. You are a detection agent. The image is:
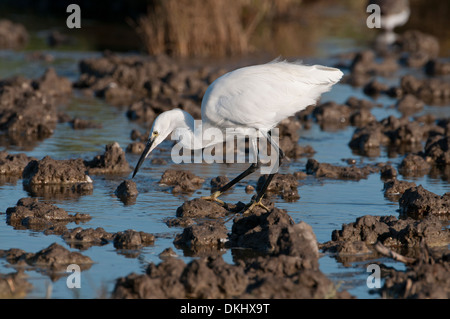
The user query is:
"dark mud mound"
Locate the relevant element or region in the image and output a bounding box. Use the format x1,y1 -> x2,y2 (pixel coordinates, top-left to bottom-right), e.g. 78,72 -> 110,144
398,154 -> 431,177
0,68 -> 72,147
399,186 -> 450,218
113,229 -> 155,249
115,180 -> 138,205
159,169 -> 205,193
176,198 -> 228,219
424,135 -> 450,166
62,227 -> 114,250
321,215 -> 449,255
400,75 -> 450,104
62,227 -> 155,251
349,115 -> 441,156
32,68 -> 72,98
23,156 -> 92,185
383,179 -> 417,201
230,207 -> 295,253
256,173 -> 300,201
0,78 -> 57,144
210,175 -> 229,192
22,156 -> 93,199
278,118 -> 315,158
174,220 -> 228,256
68,117 -> 103,130
75,53 -> 217,109
306,159 -> 379,180
0,19 -> 28,49
112,211 -> 351,299
380,249 -> 450,299
0,243 -> 93,274
344,50 -> 398,87
5,197 -> 91,232
85,142 -> 131,174
0,151 -> 35,176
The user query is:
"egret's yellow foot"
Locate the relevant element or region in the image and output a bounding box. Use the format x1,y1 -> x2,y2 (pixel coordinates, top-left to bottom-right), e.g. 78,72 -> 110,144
201,191 -> 224,205
242,197 -> 270,216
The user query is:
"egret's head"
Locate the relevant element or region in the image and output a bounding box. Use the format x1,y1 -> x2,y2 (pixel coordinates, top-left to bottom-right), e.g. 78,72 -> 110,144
132,109 -> 192,178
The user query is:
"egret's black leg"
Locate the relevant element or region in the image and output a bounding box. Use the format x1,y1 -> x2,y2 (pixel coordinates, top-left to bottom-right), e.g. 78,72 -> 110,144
201,162 -> 260,204
241,132 -> 285,215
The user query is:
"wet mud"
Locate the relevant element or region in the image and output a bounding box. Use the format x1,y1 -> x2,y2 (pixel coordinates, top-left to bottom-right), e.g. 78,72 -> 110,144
113,205 -> 351,299
0,19 -> 28,50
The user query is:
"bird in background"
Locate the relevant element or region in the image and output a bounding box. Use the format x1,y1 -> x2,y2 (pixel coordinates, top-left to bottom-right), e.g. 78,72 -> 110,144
132,59 -> 343,215
368,0 -> 410,45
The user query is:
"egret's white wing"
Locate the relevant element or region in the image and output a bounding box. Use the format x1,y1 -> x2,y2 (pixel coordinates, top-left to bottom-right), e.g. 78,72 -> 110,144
201,60 -> 343,130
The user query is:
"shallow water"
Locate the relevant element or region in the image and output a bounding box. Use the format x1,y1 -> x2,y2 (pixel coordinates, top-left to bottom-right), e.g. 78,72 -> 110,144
0,50 -> 449,299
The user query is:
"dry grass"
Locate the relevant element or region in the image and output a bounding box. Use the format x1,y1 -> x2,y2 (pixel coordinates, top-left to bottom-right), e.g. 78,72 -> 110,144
130,0 -> 301,57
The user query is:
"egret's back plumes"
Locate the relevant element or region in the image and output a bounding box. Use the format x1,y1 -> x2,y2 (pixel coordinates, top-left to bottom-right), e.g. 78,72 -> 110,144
201,60 -> 343,130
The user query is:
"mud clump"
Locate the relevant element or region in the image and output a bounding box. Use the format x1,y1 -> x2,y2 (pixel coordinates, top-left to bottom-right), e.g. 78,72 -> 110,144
306,159 -> 379,180
22,156 -> 92,185
85,142 -> 131,174
256,173 -> 299,201
0,19 -> 28,49
399,185 -> 450,218
400,75 -> 450,103
113,229 -> 155,249
313,101 -> 352,129
174,220 -> 228,256
0,243 -> 93,272
349,116 -> 435,156
322,214 -> 449,255
0,78 -> 57,144
425,59 -> 450,76
62,227 -> 155,251
383,179 -> 417,201
32,67 -> 72,98
159,169 -> 205,193
62,227 -> 114,249
424,135 -> 450,166
398,154 -> 431,177
75,53 -> 218,111
230,208 -> 305,256
399,30 -> 440,63
312,100 -> 377,130
5,197 -> 91,233
278,118 -> 315,158
125,141 -> 145,154
112,212 -> 351,299
115,180 -> 138,204
176,198 -> 228,219
380,250 -> 450,299
0,67 -> 73,147
380,164 -> 397,180
69,117 -> 102,130
345,50 -> 398,86
396,94 -> 425,116
112,256 -> 247,299
0,151 -> 35,176
210,175 -> 229,192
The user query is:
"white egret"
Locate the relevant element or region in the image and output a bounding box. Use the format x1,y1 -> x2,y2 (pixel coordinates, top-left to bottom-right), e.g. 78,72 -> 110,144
133,59 -> 343,214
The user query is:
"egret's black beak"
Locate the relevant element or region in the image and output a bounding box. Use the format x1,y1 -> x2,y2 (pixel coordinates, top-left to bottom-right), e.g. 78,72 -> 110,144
132,139 -> 154,178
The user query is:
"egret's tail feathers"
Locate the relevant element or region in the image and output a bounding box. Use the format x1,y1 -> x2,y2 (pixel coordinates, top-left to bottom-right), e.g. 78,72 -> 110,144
312,65 -> 344,85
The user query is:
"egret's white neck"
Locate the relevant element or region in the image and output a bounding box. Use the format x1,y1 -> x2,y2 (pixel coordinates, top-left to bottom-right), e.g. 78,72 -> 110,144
167,109 -> 205,150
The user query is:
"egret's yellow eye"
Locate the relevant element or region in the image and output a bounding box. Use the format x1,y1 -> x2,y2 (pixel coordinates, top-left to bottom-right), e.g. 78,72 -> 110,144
152,131 -> 159,137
